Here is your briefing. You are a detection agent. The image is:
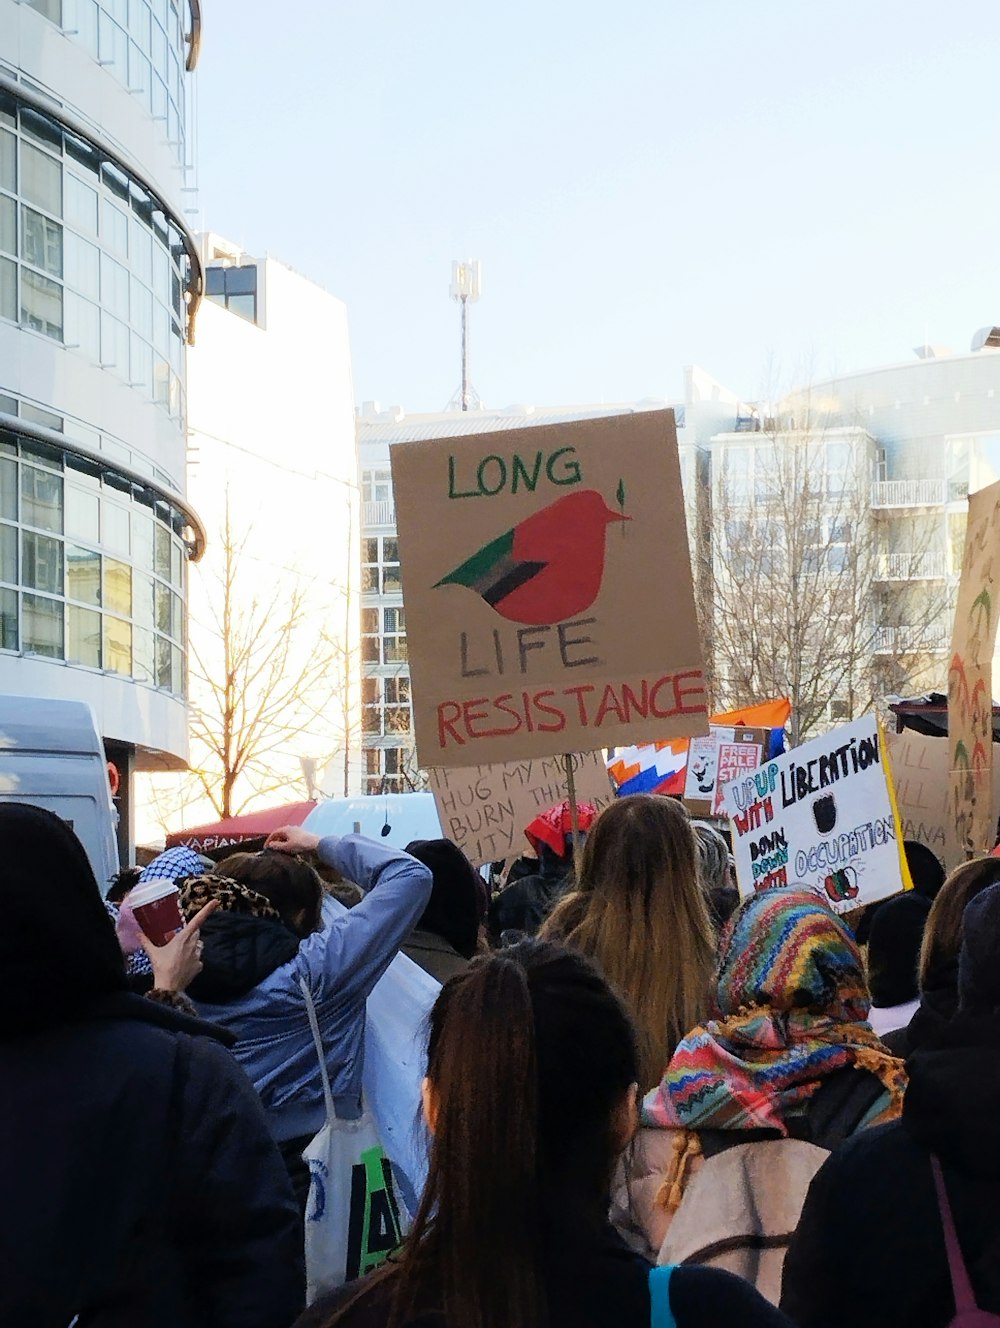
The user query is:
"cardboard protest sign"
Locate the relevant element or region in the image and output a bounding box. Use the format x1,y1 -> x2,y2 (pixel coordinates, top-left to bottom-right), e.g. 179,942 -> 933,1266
391,412 -> 708,768
683,734 -> 718,807
682,726 -> 767,817
947,479 -> 1000,859
713,733 -> 765,816
886,727 -> 1000,871
723,714 -> 910,913
428,749 -> 615,867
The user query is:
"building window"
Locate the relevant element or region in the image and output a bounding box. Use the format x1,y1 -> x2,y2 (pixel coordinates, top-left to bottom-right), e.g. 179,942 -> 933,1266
205,264 -> 258,325
362,469 -> 392,504
23,591 -> 63,657
361,534 -> 402,595
0,94 -> 191,420
361,673 -> 413,739
0,428 -> 189,696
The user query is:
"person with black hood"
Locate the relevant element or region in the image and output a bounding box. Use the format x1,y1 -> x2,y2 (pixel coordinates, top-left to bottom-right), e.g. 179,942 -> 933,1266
402,839 -> 485,982
781,881 -> 1000,1326
0,803 -> 303,1328
866,891 -> 932,1039
884,855 -> 1000,1057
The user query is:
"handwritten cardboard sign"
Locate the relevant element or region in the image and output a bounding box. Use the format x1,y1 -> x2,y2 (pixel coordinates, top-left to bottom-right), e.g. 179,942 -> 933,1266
682,726 -> 767,817
723,715 -> 910,913
947,479 -> 1000,859
886,727 -> 1000,871
427,750 -> 615,867
391,412 -> 708,768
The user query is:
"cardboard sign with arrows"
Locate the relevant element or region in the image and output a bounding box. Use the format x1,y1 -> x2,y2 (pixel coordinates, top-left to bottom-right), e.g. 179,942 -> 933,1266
391,411 -> 708,768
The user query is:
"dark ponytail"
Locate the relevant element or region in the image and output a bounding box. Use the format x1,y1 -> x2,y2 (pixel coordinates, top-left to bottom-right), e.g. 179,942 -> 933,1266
393,955 -> 542,1328
321,942 -> 639,1328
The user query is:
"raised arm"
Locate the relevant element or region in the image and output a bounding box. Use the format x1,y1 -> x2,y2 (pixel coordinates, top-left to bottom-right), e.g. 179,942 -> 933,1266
266,827 -> 433,1006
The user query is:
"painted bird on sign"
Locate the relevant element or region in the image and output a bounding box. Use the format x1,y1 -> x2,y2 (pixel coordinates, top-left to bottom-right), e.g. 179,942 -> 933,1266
434,489 -> 629,625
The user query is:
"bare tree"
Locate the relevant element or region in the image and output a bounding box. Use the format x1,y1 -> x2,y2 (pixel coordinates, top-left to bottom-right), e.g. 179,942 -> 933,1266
187,497 -> 349,819
708,417 -> 950,745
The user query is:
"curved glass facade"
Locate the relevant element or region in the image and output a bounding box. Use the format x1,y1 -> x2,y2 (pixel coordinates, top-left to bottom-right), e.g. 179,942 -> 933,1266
0,90 -> 192,421
27,0 -> 191,172
0,416 -> 188,695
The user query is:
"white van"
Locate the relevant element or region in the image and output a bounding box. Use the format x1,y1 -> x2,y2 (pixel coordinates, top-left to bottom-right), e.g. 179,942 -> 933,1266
0,696 -> 119,891
303,792 -> 442,848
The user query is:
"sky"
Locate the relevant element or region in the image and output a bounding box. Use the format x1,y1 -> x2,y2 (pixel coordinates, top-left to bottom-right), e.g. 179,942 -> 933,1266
192,0 -> 1000,412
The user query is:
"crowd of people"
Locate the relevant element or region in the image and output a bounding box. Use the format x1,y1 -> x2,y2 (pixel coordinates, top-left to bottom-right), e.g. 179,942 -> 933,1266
3,788 -> 999,1327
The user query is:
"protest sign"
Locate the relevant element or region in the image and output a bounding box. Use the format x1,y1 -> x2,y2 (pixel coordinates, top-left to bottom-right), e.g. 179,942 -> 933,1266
713,732 -> 765,816
723,714 -> 910,913
682,726 -> 767,817
947,479 -> 1000,859
428,749 -> 615,867
886,727 -> 1000,870
390,412 -> 708,768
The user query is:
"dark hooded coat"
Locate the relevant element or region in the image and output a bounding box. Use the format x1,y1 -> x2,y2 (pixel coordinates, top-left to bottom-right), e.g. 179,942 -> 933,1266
781,1016 -> 1000,1324
0,803 -> 303,1328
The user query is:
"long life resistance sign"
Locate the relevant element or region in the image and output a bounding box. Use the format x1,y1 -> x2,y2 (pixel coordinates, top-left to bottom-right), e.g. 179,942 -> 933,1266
391,412 -> 709,768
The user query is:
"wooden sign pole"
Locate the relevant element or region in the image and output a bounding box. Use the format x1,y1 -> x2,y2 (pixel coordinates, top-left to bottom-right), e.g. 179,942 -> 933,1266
564,752 -> 582,875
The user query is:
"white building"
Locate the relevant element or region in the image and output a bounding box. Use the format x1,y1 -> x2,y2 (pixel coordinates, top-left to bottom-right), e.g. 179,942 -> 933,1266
0,0 -> 204,860
137,233 -> 362,841
708,341 -> 1000,735
355,383 -> 737,792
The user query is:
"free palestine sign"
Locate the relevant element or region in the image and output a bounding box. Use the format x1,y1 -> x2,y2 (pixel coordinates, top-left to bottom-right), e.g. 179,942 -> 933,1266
391,411 -> 708,768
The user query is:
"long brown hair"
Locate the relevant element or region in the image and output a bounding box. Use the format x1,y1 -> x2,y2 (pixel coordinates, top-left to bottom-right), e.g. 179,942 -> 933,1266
541,794 -> 714,1089
322,943 -> 640,1328
919,855 -> 1000,989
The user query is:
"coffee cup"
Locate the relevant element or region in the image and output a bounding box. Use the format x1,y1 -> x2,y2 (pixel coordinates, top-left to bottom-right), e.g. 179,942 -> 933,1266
128,879 -> 184,946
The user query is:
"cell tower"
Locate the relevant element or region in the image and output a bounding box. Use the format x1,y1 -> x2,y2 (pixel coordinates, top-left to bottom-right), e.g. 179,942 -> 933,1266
449,260 -> 482,411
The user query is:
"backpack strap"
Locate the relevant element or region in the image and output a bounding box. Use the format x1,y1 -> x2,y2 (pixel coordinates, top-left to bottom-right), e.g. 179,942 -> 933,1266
648,1265 -> 677,1328
930,1154 -> 979,1317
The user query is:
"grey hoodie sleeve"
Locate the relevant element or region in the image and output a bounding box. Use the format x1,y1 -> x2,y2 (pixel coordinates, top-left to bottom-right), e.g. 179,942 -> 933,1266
296,834 -> 433,1007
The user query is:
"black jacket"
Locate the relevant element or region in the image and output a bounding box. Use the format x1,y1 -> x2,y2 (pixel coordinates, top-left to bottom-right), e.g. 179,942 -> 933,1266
0,992 -> 304,1328
187,910 -> 300,1003
295,1221 -> 793,1328
489,863 -> 570,942
781,1012 -> 1000,1326
882,983 -> 958,1059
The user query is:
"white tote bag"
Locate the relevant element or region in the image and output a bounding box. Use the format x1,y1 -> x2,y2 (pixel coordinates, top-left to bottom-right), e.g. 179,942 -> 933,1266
299,978 -> 410,1304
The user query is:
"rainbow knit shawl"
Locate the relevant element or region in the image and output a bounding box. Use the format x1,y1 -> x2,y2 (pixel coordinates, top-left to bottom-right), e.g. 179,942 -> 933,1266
643,888 -> 906,1135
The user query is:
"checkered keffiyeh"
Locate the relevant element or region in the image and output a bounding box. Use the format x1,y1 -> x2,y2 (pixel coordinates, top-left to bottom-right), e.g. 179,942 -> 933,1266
139,846 -> 204,884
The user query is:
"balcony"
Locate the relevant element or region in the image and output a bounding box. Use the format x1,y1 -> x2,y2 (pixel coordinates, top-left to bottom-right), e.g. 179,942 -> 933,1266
872,624 -> 950,654
875,551 -> 948,581
363,500 -> 396,528
870,478 -> 946,508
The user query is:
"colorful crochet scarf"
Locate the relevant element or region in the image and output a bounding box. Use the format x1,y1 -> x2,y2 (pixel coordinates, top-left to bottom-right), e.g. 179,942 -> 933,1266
643,887 -> 906,1135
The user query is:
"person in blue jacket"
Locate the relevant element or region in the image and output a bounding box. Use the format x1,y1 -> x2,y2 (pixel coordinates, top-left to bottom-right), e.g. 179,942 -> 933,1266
183,825 -> 433,1205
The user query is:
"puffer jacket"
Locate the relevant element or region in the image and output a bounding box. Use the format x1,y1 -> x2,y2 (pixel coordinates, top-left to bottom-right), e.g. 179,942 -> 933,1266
194,834 -> 432,1142
0,992 -> 302,1328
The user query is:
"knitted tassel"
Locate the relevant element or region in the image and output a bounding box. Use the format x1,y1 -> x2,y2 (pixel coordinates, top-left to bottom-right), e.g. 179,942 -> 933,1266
655,1130 -> 702,1213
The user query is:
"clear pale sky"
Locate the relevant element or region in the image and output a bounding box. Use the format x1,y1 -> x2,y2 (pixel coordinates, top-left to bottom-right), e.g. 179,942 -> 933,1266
193,1 -> 1000,411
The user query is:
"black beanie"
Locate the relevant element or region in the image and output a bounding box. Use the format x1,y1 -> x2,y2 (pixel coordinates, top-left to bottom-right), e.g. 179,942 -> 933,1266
0,802 -> 126,1037
867,892 -> 931,1007
958,881 -> 1000,1014
903,840 -> 946,903
405,839 -> 485,959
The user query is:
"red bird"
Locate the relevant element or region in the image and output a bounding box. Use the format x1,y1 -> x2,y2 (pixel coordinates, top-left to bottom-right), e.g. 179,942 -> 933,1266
434,489 -> 629,625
